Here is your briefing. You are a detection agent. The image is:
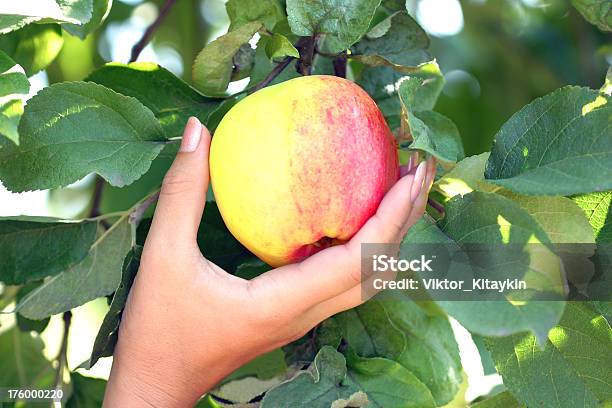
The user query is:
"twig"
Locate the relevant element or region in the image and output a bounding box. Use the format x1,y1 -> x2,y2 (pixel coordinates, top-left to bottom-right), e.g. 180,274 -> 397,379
90,177 -> 104,217
129,0 -> 177,63
251,57 -> 294,92
427,197 -> 445,216
296,36 -> 316,75
129,190 -> 160,226
54,311 -> 72,390
332,54 -> 347,78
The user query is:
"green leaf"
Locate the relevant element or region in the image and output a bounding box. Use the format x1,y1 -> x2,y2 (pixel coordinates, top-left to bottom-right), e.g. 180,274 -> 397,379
0,217 -> 97,285
286,0 -> 381,53
471,335 -> 497,376
234,258 -> 271,279
64,0 -> 112,38
571,0 -> 611,32
226,0 -> 285,31
87,62 -> 224,138
193,22 -> 262,95
470,391 -> 523,408
0,81 -> 166,192
405,110 -> 464,163
439,192 -> 566,343
484,86 -> 611,195
261,346 -> 362,408
507,194 -> 595,244
265,34 -> 300,60
224,349 -> 287,383
333,295 -> 462,406
0,50 -> 29,144
0,328 -> 54,389
345,351 -> 437,407
573,191 -> 612,243
397,61 -> 444,112
85,246 -> 141,369
436,153 -> 497,198
0,0 -> 93,34
66,372 -> 107,407
0,24 -> 64,76
231,43 -> 256,81
247,35 -> 300,87
486,302 -> 612,407
352,11 -> 429,71
16,216 -> 132,320
16,283 -> 50,333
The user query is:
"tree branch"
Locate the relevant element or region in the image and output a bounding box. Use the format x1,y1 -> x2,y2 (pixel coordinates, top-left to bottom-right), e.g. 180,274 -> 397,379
129,190 -> 160,226
296,36 -> 317,75
129,0 -> 178,63
90,176 -> 105,218
332,54 -> 347,78
427,197 -> 445,216
54,311 -> 72,390
251,57 -> 293,92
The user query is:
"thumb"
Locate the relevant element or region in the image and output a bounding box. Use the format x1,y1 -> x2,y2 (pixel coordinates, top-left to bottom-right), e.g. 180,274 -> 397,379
149,117 -> 211,244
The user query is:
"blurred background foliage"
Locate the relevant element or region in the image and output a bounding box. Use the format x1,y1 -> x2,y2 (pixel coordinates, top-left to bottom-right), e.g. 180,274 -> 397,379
12,0 -> 609,158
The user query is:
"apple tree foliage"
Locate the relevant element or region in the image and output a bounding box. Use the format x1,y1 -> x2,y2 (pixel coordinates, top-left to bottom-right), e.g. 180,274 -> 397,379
0,0 -> 610,406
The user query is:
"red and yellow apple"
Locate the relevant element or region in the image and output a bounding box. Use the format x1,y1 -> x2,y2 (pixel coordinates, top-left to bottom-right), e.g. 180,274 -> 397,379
209,75 -> 399,267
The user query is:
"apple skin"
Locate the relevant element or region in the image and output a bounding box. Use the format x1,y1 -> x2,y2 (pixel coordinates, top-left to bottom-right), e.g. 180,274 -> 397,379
210,75 -> 399,267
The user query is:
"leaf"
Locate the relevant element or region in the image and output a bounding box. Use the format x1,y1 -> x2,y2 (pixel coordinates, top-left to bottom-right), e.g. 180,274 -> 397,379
16,283 -> 50,333
571,0 -> 611,32
224,349 -> 287,383
66,372 -> 107,408
0,0 -> 93,34
397,60 -> 444,112
247,35 -> 300,87
345,351 -> 437,407
226,0 -> 285,31
507,194 -> 595,244
486,302 -> 612,407
436,153 -> 497,198
261,346 -> 361,408
85,246 -> 141,369
439,192 -> 566,343
405,110 -> 464,163
234,258 -> 271,279
484,86 -> 611,195
16,216 -> 132,320
193,22 -> 262,95
0,24 -> 64,76
470,391 -> 523,408
64,0 -> 112,39
333,295 -> 462,406
573,191 -> 612,243
286,0 -> 381,53
265,34 -> 300,60
0,50 -> 29,144
231,44 -> 256,81
87,62 -> 224,138
0,328 -> 54,388
0,217 -> 97,285
0,81 -> 166,192
352,11 -> 430,70
471,335 -> 497,376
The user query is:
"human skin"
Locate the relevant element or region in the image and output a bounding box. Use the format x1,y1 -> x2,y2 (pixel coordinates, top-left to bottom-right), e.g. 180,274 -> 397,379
210,75 -> 399,266
103,117 -> 436,407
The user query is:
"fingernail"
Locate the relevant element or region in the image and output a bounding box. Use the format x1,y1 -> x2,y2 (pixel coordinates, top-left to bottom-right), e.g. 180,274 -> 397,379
411,161 -> 427,203
180,117 -> 202,152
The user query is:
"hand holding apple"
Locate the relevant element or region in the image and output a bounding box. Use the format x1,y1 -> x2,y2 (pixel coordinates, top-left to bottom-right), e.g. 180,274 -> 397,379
104,111 -> 435,406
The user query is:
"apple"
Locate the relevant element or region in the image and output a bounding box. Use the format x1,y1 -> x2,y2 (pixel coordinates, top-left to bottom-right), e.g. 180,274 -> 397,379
209,75 -> 399,267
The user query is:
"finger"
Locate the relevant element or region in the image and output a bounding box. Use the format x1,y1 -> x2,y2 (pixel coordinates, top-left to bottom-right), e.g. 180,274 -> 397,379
250,165 -> 427,312
403,157 -> 436,233
149,117 -> 211,243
